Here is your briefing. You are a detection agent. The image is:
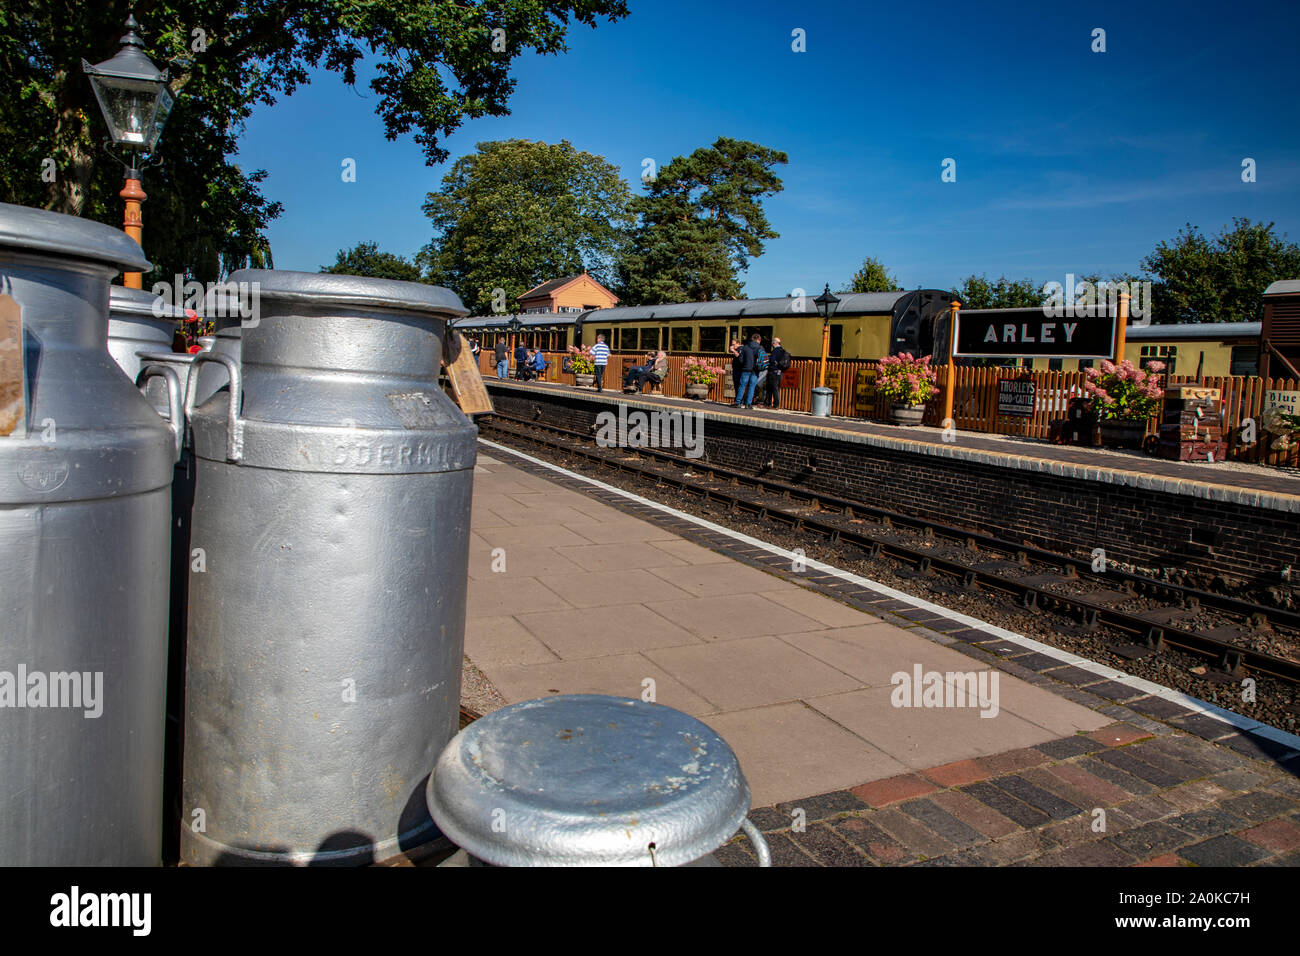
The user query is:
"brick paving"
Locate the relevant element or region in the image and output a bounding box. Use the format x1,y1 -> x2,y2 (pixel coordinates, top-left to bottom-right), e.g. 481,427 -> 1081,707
718,722 -> 1300,866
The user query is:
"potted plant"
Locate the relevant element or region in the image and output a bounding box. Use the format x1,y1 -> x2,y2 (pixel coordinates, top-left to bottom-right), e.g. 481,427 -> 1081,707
1084,359 -> 1164,449
567,345 -> 596,387
877,352 -> 937,425
1261,404 -> 1300,450
683,357 -> 725,399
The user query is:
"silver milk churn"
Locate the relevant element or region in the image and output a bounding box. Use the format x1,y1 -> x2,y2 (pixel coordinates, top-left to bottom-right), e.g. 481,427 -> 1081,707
0,201 -> 176,865
426,695 -> 772,866
180,269 -> 475,865
107,284 -> 184,384
191,284 -> 244,408
108,289 -> 197,863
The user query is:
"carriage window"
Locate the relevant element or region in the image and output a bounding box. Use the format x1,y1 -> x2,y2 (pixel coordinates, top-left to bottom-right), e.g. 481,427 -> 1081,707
698,326 -> 726,352
829,324 -> 843,358
640,328 -> 659,351
671,327 -> 693,351
1230,345 -> 1259,376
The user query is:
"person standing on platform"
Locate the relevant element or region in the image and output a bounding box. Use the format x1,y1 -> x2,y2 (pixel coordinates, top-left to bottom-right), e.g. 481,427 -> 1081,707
729,339 -> 743,399
494,339 -> 509,380
591,334 -> 610,392
734,333 -> 761,408
765,337 -> 790,408
514,340 -> 529,380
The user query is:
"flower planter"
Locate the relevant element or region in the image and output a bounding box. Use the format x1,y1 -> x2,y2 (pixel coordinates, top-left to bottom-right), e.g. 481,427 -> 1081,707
685,383 -> 710,400
1098,419 -> 1147,449
890,404 -> 926,426
575,373 -> 595,388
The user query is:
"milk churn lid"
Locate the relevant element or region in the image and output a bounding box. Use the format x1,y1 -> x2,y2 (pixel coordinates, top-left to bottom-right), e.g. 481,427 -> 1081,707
226,269 -> 468,318
426,694 -> 752,866
110,284 -> 187,320
0,201 -> 151,273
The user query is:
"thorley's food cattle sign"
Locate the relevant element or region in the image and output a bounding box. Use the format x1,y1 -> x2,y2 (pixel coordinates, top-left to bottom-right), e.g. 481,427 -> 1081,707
955,307 -> 1116,360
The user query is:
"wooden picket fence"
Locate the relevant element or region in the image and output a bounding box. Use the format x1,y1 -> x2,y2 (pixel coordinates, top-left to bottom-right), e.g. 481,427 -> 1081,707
477,349 -> 1300,468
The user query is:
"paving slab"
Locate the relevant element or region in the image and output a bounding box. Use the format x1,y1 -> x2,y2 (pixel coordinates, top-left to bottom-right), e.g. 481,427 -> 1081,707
699,702 -> 908,807
513,604 -> 702,659
643,635 -> 861,710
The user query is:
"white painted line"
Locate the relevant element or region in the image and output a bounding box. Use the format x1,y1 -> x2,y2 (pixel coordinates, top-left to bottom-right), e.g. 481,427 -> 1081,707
479,437 -> 1300,753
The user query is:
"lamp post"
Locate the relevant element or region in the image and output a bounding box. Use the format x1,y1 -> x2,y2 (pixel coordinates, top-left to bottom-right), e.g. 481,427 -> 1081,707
83,14 -> 174,289
508,316 -> 523,373
810,284 -> 840,417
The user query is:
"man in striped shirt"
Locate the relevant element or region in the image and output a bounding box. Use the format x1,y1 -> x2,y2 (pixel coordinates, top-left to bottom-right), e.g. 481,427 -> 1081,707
590,334 -> 610,392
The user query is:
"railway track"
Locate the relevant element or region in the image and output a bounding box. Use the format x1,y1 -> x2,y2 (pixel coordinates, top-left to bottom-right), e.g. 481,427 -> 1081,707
479,412 -> 1300,688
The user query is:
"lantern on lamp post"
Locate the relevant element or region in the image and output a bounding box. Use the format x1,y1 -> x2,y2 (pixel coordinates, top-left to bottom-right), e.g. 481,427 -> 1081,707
83,14 -> 174,290
810,284 -> 840,417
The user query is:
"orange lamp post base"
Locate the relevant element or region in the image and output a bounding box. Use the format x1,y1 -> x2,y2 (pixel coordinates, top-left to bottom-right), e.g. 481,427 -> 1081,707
120,175 -> 146,289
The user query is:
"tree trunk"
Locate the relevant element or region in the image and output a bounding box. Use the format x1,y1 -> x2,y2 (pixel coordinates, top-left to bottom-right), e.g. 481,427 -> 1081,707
45,75 -> 96,217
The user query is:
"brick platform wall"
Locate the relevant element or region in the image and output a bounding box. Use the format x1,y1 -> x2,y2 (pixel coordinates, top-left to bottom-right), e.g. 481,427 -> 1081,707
486,388 -> 1298,590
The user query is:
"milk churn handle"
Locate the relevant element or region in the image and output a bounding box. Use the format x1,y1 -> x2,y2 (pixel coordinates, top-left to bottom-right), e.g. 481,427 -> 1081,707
135,362 -> 184,463
185,352 -> 244,463
739,817 -> 772,867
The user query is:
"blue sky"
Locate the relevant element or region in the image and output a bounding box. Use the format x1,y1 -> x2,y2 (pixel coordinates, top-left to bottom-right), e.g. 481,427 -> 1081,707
237,0 -> 1300,298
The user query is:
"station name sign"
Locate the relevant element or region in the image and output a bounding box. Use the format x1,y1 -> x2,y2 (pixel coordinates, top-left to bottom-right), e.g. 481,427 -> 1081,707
954,308 -> 1116,360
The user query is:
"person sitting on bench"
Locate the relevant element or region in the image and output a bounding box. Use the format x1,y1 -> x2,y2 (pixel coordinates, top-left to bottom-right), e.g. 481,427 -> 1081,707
623,351 -> 654,390
627,351 -> 668,392
531,349 -> 548,380
518,349 -> 538,381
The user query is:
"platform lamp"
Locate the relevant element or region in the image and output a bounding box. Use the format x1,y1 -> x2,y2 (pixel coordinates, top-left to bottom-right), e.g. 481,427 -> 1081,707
810,284 -> 841,417
507,315 -> 524,364
83,14 -> 174,290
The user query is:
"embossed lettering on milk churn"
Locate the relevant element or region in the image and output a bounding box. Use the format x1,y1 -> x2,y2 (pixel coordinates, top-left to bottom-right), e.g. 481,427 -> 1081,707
181,270 -> 475,865
0,202 -> 175,865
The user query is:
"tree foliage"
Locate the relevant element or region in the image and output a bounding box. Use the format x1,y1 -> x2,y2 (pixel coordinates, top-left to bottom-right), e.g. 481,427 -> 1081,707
620,137 -> 787,304
419,139 -> 633,313
1141,219 -> 1300,323
847,256 -> 899,293
321,241 -> 425,282
0,1 -> 627,286
954,274 -> 1044,309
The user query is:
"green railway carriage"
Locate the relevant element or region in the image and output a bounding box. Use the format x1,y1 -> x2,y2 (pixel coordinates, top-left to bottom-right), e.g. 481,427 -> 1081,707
451,287 -> 1279,378
453,290 -> 954,359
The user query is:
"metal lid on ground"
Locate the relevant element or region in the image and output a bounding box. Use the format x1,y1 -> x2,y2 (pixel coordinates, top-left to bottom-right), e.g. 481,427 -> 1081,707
426,694 -> 752,866
0,201 -> 151,273
226,269 -> 468,317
